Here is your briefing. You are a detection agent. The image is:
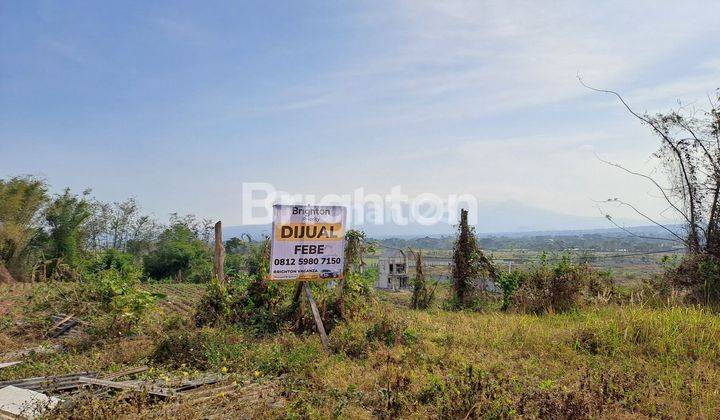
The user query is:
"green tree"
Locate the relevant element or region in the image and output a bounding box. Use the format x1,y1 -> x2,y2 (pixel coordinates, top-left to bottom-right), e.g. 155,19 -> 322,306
143,221 -> 212,282
496,270 -> 522,311
225,235 -> 253,255
45,188 -> 92,267
0,176 -> 48,280
245,237 -> 270,279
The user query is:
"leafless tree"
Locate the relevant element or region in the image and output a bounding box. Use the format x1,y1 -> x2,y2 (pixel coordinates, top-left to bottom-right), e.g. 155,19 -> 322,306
85,197 -> 161,253
582,79 -> 720,259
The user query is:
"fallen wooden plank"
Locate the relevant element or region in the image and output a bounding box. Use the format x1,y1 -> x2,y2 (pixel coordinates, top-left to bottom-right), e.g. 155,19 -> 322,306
0,372 -> 96,392
173,376 -> 220,393
102,366 -> 148,381
77,377 -> 173,398
0,362 -> 21,370
1,344 -> 62,360
49,319 -> 80,339
45,314 -> 74,338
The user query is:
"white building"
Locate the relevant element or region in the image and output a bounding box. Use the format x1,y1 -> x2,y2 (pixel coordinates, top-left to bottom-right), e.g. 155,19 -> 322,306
375,248 -> 409,290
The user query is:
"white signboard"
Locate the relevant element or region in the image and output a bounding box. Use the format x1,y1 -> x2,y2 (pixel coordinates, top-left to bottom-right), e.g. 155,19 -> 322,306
270,204 -> 346,281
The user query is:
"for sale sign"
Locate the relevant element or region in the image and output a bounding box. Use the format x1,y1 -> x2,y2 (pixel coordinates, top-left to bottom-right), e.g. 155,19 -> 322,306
270,204 -> 346,281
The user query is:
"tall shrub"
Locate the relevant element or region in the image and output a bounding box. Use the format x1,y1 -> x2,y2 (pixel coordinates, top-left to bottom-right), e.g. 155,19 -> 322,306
509,255 -> 590,314
411,251 -> 435,309
451,209 -> 495,308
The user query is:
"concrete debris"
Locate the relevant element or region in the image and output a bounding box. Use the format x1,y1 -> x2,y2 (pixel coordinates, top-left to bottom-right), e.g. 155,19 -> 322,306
0,385 -> 61,419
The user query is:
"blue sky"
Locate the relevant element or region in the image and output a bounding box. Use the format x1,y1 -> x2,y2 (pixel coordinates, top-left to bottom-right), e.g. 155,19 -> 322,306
1,1 -> 719,227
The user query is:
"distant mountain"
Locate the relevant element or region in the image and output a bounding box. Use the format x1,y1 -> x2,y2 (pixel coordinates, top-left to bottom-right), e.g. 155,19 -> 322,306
223,201 -> 652,240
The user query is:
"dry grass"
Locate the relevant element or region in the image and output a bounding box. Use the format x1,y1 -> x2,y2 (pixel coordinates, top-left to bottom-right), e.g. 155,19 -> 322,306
2,284 -> 720,418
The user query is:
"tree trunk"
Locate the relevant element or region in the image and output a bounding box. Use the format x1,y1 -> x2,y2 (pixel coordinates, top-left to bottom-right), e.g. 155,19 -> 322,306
0,265 -> 16,284
213,221 -> 225,283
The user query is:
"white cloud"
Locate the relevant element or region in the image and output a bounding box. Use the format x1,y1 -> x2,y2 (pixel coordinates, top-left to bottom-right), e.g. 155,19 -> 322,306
626,59 -> 720,106
262,0 -> 720,123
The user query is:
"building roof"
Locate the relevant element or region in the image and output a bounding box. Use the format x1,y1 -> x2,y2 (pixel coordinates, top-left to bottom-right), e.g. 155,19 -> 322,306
379,248 -> 405,259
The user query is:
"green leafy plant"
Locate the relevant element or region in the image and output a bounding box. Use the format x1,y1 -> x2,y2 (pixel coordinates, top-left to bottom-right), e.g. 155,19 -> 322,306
143,222 -> 212,282
411,251 -> 436,309
87,268 -> 157,323
496,270 -> 523,311
509,255 -> 593,314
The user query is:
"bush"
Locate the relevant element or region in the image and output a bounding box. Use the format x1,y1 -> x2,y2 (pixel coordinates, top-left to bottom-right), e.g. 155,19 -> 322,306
87,249 -> 139,277
143,223 -> 212,282
419,366 -> 511,419
85,268 -> 157,336
496,271 -> 522,311
27,266 -> 157,338
664,254 -> 720,306
224,253 -> 246,279
329,312 -> 415,357
194,275 -> 286,334
328,322 -> 371,357
151,328 -> 235,369
365,314 -> 415,346
195,272 -> 374,336
509,255 -> 593,314
87,269 -> 156,316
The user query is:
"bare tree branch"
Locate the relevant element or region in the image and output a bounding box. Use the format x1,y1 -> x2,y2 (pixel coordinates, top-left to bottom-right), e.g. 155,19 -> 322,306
580,76 -> 702,252
594,153 -> 692,225
602,198 -> 688,244
602,213 -> 685,244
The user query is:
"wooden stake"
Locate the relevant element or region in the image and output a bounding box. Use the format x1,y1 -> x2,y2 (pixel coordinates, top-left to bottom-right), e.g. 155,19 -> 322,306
303,282 -> 329,350
213,221 -> 225,283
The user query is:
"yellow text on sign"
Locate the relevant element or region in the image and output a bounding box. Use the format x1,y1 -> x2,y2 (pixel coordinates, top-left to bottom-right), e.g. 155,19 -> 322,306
273,223 -> 344,241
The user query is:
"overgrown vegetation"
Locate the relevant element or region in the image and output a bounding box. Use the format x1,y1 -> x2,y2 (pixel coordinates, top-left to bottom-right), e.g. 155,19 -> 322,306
0,176 -> 48,282
450,209 -> 496,308
142,219 -> 212,283
508,255 -> 612,313
0,177 -> 252,285
410,250 -> 435,309
589,86 -> 720,306
6,281 -> 720,418
3,87 -> 720,416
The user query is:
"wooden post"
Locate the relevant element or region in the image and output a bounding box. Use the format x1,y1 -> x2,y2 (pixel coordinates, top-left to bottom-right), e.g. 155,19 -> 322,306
213,221 -> 225,283
303,282 -> 329,350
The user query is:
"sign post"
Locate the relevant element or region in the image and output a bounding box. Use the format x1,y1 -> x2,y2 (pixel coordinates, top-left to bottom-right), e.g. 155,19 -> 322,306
270,204 -> 346,350
303,282 -> 329,348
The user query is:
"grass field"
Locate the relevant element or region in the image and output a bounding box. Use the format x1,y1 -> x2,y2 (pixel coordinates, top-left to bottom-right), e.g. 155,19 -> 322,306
2,281 -> 719,419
